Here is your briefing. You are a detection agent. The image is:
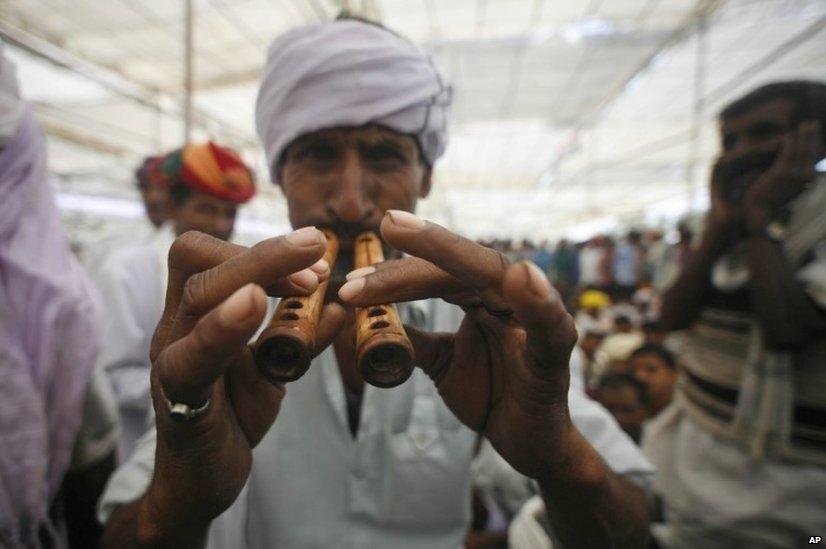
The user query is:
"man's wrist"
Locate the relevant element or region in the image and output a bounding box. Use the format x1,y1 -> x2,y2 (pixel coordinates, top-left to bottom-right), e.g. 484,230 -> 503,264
136,479 -> 210,546
744,205 -> 771,235
534,425 -> 609,495
700,222 -> 733,259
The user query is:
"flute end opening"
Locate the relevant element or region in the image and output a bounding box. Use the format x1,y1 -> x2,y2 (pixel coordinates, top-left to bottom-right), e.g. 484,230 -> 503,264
254,335 -> 313,383
360,344 -> 414,388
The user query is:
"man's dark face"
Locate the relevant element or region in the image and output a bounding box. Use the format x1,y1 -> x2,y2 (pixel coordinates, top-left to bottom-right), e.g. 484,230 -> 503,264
173,191 -> 238,242
597,386 -> 647,442
140,182 -> 172,228
631,353 -> 677,415
715,99 -> 796,201
580,333 -> 604,360
614,319 -> 633,334
279,125 -> 431,287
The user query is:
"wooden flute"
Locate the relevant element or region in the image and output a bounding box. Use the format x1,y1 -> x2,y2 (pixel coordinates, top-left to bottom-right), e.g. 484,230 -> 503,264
253,229 -> 339,384
352,231 -> 414,388
253,230 -> 414,388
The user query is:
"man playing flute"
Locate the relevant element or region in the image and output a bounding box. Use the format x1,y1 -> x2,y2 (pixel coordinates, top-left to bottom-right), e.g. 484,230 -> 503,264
99,18 -> 652,548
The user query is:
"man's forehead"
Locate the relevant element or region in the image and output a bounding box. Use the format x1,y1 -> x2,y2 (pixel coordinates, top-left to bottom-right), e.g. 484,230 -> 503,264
190,191 -> 238,208
720,98 -> 795,133
289,125 -> 418,148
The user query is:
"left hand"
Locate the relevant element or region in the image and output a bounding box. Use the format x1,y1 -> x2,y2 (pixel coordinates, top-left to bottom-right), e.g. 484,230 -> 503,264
339,211 -> 578,481
744,120 -> 821,230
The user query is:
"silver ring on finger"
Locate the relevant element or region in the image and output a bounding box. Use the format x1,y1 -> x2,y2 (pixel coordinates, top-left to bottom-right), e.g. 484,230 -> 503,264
162,390 -> 211,423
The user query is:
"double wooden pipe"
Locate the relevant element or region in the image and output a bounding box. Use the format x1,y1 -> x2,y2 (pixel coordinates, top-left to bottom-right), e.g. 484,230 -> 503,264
253,230 -> 414,388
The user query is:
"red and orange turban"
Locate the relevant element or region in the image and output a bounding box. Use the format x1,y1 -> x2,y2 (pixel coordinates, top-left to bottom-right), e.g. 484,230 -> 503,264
135,155 -> 169,189
146,155 -> 172,188
160,142 -> 256,204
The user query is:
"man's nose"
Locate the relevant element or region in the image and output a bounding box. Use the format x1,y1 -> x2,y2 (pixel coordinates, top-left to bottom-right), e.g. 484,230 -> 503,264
327,150 -> 375,224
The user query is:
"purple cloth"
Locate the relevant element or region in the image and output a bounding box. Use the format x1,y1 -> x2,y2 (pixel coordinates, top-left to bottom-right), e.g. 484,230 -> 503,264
0,106 -> 102,547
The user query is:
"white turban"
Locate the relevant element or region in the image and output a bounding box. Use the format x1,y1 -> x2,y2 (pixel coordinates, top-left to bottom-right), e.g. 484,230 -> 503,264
255,20 -> 451,183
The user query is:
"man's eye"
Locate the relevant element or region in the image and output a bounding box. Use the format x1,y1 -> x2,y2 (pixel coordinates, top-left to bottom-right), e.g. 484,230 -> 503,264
296,144 -> 337,161
364,146 -> 405,165
749,123 -> 784,140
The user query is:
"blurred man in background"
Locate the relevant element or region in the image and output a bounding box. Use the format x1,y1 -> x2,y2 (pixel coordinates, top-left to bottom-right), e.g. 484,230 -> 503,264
614,230 -> 645,298
82,155 -> 172,276
549,238 -> 578,300
629,343 -> 677,419
95,142 -> 256,460
0,43 -> 118,549
136,155 -> 172,229
654,80 -> 826,547
578,236 -> 605,287
596,372 -> 649,443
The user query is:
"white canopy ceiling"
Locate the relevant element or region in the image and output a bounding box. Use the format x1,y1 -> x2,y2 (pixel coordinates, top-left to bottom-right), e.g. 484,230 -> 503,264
2,0 -> 824,241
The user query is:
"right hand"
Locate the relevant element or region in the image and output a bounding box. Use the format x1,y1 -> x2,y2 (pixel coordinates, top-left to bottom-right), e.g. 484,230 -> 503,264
709,157 -> 744,232
139,229 -> 345,538
705,158 -> 745,254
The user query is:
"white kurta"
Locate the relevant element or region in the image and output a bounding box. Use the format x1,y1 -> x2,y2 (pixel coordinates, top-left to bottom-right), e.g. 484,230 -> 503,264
644,177 -> 826,547
92,224 -> 174,460
83,221 -> 157,282
98,298 -> 653,548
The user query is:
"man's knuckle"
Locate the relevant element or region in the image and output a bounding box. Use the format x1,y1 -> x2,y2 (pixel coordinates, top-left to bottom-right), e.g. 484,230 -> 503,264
494,250 -> 511,272
191,317 -> 216,356
168,231 -> 206,268
181,273 -> 207,314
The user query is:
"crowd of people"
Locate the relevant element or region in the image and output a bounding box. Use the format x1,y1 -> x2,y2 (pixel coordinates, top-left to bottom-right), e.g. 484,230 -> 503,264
482,223 -> 695,299
1,14 -> 825,549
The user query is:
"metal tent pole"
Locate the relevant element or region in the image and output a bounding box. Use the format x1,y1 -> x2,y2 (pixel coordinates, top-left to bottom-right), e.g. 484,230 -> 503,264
183,0 -> 195,143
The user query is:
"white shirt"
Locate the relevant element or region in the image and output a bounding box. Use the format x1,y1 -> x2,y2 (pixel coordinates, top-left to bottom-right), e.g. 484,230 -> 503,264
83,220 -> 157,281
98,300 -> 653,548
578,246 -> 603,286
93,224 -> 174,460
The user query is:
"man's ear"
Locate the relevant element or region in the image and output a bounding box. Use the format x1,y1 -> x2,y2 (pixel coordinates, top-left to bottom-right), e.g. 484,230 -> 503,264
420,166 -> 432,199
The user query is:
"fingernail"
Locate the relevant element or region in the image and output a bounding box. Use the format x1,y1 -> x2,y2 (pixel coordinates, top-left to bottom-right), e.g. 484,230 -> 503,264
286,226 -> 323,246
346,266 -> 375,280
386,210 -> 425,229
219,284 -> 258,325
310,259 -> 329,275
338,277 -> 365,301
288,268 -> 317,290
523,261 -> 551,298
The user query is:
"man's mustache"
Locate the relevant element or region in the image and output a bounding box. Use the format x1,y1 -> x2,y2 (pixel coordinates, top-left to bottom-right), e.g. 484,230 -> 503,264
715,150 -> 778,184
309,220 -> 382,243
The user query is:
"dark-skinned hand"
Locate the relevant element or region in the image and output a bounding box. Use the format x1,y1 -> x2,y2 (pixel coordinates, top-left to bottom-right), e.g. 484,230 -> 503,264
141,228 -> 345,535
744,120 -> 821,231
338,211 -> 579,481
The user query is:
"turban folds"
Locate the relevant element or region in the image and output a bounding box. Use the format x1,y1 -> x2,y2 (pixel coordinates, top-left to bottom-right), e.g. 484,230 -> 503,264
255,20 -> 452,183
135,155 -> 169,189
161,142 -> 256,204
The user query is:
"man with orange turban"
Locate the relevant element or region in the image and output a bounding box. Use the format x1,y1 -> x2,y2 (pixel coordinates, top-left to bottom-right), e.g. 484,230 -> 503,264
95,141 -> 256,460
84,154 -> 174,278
